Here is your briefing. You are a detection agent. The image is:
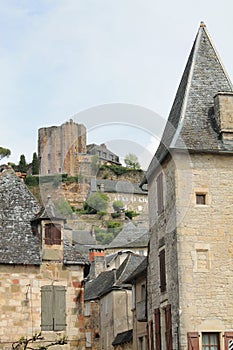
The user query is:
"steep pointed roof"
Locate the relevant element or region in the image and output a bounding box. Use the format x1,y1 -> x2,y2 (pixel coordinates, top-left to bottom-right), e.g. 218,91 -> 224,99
32,195 -> 66,222
145,22 -> 233,181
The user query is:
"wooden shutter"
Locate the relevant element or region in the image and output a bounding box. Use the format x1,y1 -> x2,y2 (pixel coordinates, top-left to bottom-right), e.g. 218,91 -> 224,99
157,173 -> 164,214
146,323 -> 150,350
45,224 -> 52,245
165,304 -> 172,350
54,286 -> 66,331
159,249 -> 166,292
150,320 -> 154,350
224,332 -> 233,350
41,285 -> 53,330
52,224 -> 61,245
154,308 -> 161,350
187,332 -> 199,350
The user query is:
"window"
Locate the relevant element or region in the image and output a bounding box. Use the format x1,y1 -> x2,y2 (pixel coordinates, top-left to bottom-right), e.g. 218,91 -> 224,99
45,223 -> 61,245
138,337 -> 143,350
202,333 -> 219,350
86,332 -> 91,348
196,193 -> 206,205
157,173 -> 164,214
141,284 -> 146,301
85,302 -> 90,316
159,249 -> 166,293
41,285 -> 66,331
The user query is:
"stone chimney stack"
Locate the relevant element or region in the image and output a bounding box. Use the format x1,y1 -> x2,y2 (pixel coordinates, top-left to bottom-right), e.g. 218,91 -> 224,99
214,92 -> 233,141
88,247 -> 106,279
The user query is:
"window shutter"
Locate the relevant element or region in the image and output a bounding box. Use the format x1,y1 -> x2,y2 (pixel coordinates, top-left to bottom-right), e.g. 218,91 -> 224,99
224,332 -> 233,350
146,323 -> 150,350
86,332 -> 92,348
150,320 -> 154,350
41,286 -> 53,330
52,224 -> 61,245
154,308 -> 161,350
159,249 -> 166,292
157,173 -> 164,214
54,286 -> 66,331
187,332 -> 199,350
45,224 -> 52,245
165,304 -> 172,350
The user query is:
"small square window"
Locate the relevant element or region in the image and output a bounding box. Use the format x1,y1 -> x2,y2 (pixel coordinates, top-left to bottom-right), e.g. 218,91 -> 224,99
196,193 -> 206,205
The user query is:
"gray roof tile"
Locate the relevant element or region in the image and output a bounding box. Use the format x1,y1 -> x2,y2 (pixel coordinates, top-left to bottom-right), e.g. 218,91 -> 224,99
0,168 -> 41,265
145,23 -> 233,182
108,222 -> 148,248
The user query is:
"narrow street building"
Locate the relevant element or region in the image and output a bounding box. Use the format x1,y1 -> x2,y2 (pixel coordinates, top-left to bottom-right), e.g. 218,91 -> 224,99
0,167 -> 87,350
142,23 -> 233,350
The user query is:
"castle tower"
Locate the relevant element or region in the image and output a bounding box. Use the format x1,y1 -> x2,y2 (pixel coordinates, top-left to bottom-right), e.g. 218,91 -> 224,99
38,119 -> 87,176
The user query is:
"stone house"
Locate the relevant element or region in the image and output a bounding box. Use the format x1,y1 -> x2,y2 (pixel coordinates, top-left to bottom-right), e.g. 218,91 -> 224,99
90,179 -> 148,217
141,22 -> 233,350
87,143 -> 121,166
124,258 -> 148,350
0,167 -> 88,350
84,252 -> 145,350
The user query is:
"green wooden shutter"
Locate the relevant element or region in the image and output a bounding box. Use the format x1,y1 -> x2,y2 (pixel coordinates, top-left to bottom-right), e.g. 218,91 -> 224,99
41,285 -> 53,330
54,286 -> 66,331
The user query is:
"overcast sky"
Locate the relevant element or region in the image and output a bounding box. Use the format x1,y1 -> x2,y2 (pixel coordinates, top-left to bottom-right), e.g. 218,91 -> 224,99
1,0 -> 233,169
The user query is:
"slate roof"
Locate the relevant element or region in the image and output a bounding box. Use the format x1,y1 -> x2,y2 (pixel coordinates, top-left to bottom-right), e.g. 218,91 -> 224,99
108,221 -> 148,248
63,238 -> 88,265
84,270 -> 115,301
84,252 -> 145,301
0,168 -> 41,265
91,178 -> 146,195
143,22 -> 233,183
112,329 -> 133,346
0,167 -> 86,266
72,230 -> 96,245
123,257 -> 147,283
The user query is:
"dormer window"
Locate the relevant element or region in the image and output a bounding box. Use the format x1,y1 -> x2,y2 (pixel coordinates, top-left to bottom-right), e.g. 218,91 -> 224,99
45,223 -> 61,245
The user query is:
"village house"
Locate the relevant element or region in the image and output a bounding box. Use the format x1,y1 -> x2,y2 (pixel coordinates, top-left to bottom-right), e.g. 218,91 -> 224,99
141,22 -> 233,350
0,167 -> 88,350
84,250 -> 145,350
124,257 -> 148,350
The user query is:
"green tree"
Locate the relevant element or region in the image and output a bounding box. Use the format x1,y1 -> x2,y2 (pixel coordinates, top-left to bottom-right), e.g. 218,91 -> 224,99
84,192 -> 109,214
32,152 -> 39,175
18,154 -> 27,173
124,153 -> 141,169
0,147 -> 11,161
113,200 -> 124,213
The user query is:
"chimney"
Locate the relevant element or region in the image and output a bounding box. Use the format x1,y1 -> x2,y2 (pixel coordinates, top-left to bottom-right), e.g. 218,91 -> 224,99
88,247 -> 106,279
214,92 -> 233,141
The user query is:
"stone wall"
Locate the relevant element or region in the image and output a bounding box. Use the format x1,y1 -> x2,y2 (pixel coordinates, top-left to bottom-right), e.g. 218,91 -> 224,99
147,154 -> 179,350
99,290 -> 132,350
0,262 -> 85,350
148,151 -> 233,350
177,153 -> 233,349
